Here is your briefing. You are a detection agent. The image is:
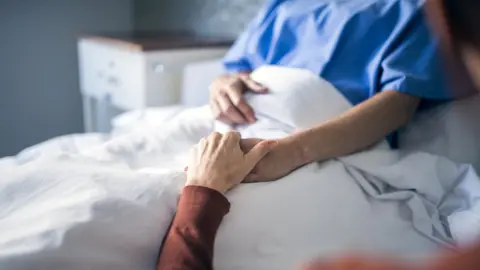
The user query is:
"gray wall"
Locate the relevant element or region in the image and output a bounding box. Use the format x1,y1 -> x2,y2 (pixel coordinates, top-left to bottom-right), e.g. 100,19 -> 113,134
0,0 -> 266,157
0,0 -> 134,157
134,0 -> 267,37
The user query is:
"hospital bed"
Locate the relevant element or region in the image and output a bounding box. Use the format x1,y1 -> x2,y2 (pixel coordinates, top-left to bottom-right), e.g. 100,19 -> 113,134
1,62 -> 480,270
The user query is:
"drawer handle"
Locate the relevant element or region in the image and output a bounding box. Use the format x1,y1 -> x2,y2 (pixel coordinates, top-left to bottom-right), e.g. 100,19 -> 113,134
152,63 -> 165,73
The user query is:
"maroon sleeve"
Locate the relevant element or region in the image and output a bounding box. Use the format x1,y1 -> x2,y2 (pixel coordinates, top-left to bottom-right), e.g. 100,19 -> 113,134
156,186 -> 230,270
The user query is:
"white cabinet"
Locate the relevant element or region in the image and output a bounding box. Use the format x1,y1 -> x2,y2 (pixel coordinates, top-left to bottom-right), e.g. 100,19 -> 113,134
78,35 -> 231,132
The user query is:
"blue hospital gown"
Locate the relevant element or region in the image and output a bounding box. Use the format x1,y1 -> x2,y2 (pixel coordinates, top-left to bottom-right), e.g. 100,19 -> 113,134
223,0 -> 452,106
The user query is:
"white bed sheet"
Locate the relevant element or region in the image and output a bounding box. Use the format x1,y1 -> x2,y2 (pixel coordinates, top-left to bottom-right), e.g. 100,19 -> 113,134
0,66 -> 479,270
399,95 -> 480,246
3,106 -> 186,166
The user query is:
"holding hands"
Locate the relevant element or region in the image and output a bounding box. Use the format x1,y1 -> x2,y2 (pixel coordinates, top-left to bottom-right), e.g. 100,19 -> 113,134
185,131 -> 277,193
240,137 -> 306,182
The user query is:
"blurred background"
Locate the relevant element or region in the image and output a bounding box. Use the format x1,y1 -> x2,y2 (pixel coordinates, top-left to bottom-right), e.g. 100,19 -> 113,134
0,0 -> 266,157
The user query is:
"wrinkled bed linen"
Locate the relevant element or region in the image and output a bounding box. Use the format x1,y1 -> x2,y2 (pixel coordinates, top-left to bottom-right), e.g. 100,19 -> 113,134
0,66 -> 478,270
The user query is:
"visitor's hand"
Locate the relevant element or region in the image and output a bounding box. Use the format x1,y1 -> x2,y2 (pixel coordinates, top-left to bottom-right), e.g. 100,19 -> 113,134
209,73 -> 268,125
185,131 -> 277,194
240,136 -> 305,182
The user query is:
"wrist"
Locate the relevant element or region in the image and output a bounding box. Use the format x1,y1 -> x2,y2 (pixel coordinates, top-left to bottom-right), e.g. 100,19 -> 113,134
185,178 -> 228,194
180,186 -> 230,217
283,134 -> 312,167
289,129 -> 326,165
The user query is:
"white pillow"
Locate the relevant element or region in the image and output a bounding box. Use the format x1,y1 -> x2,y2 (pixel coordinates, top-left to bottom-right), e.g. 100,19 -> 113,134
399,94 -> 480,172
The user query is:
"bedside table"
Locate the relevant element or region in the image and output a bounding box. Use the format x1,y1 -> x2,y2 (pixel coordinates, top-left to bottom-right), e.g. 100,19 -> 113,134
78,33 -> 232,133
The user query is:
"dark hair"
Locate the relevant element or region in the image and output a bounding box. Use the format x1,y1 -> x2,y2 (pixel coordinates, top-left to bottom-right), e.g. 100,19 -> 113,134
443,0 -> 480,48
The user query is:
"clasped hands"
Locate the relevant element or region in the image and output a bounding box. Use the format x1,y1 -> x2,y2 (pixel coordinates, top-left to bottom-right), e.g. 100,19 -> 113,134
185,131 -> 305,194
187,72 -> 306,191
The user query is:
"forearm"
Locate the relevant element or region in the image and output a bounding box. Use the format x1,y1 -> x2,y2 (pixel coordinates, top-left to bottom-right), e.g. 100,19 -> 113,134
156,186 -> 230,270
294,91 -> 420,163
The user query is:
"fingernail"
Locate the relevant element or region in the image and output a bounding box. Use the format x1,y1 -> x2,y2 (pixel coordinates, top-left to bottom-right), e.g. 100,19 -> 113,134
267,140 -> 278,147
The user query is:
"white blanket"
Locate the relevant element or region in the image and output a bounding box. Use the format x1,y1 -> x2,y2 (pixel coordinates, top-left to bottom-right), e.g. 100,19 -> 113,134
0,66 -> 477,270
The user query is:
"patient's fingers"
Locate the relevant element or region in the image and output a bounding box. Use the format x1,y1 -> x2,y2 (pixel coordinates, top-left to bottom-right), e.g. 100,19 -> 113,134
217,92 -> 247,124
240,138 -> 264,152
240,76 -> 268,93
211,99 -> 232,124
244,140 -> 277,169
211,100 -> 224,120
225,85 -> 256,123
244,172 -> 261,183
210,99 -> 220,117
244,170 -> 276,183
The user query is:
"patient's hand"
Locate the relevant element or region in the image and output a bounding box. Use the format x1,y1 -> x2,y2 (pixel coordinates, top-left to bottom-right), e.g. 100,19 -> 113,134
186,132 -> 276,193
209,73 -> 268,125
240,137 -> 305,182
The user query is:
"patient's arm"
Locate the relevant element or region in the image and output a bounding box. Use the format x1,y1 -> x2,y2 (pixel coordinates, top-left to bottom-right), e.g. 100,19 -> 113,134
295,90 -> 420,163
241,90 -> 420,182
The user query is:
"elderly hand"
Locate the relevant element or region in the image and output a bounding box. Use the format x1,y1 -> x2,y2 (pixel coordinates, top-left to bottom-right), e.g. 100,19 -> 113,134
240,136 -> 306,182
185,131 -> 277,193
209,73 -> 268,125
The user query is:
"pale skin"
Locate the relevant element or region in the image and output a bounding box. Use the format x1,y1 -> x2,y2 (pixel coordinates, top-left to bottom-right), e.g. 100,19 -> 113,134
185,131 -> 277,193
210,73 -> 421,182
